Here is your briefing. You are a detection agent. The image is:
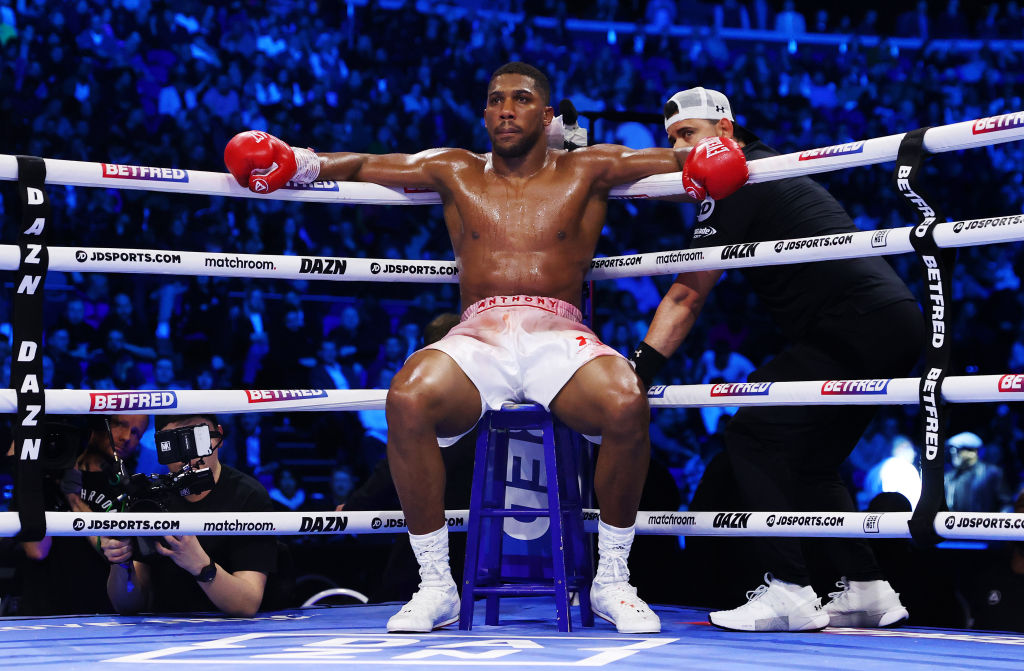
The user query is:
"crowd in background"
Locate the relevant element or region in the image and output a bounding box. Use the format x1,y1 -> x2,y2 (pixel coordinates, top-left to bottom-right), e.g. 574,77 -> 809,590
0,0 -> 1022,623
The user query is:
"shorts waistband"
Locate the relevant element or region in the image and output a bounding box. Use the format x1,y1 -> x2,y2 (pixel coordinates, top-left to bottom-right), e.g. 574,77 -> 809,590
462,295 -> 582,322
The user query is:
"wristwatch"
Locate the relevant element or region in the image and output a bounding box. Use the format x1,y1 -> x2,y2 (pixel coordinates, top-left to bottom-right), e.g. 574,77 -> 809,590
194,561 -> 217,584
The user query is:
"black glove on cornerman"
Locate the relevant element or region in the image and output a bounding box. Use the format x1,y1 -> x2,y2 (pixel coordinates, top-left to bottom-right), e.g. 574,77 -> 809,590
629,341 -> 668,388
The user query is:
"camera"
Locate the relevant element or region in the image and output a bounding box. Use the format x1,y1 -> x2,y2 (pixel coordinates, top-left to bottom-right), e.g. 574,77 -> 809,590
121,467 -> 215,558
116,423 -> 220,557
155,423 -> 217,465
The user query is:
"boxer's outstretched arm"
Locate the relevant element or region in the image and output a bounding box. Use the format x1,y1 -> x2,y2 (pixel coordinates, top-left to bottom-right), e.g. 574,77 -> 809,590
224,129 -> 468,194
316,147 -> 468,190
575,144 -> 689,192
643,269 -> 723,358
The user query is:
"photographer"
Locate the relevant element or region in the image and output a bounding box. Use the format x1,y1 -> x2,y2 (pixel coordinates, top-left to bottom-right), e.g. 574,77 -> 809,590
8,417 -> 120,615
100,414 -> 277,617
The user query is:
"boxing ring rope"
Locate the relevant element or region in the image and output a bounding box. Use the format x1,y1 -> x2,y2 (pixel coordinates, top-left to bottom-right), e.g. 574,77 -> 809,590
0,373 -> 1020,415
1,508 -> 1021,541
0,212 -> 1019,282
3,113 -> 1024,545
1,111 -> 1023,203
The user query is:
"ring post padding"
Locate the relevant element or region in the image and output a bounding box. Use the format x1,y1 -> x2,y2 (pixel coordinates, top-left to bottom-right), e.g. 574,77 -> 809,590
12,156 -> 49,542
894,129 -> 954,547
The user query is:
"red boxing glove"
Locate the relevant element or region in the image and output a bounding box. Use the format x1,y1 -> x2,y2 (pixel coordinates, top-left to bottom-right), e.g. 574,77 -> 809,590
681,136 -> 748,201
224,130 -> 298,194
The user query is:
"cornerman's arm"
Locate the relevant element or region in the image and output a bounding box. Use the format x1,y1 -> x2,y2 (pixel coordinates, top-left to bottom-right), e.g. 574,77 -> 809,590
643,269 -> 723,359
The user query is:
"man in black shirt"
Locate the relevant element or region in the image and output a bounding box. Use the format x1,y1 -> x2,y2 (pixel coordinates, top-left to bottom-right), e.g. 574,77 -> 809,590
632,87 -> 924,631
100,414 -> 276,616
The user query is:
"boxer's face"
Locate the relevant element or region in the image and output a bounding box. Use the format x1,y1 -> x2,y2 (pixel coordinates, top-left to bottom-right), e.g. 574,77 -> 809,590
485,74 -> 552,159
666,118 -> 722,150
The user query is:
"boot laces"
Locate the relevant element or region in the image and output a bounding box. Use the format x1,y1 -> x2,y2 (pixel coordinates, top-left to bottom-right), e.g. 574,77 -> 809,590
828,576 -> 851,603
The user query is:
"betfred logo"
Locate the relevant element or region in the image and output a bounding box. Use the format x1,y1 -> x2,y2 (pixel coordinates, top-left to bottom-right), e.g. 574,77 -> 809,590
710,382 -> 772,397
102,164 -> 189,182
283,181 -> 341,192
998,374 -> 1024,392
972,112 -> 1024,134
90,391 -> 178,411
246,389 -> 329,403
798,141 -> 865,160
821,379 -> 891,395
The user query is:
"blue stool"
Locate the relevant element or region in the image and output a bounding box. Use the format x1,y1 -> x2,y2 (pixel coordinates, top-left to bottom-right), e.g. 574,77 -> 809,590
460,402 -> 595,632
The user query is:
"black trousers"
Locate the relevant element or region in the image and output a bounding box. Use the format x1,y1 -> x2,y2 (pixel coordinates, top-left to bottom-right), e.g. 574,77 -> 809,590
723,299 -> 925,585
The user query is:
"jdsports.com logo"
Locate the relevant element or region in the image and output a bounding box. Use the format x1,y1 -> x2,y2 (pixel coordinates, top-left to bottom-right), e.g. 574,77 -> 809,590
369,263 -> 458,276
75,251 -> 87,262
945,515 -> 956,530
73,518 -> 85,531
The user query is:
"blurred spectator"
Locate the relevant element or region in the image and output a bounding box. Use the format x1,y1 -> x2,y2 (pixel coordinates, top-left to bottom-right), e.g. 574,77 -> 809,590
367,335 -> 406,389
695,340 -> 755,435
269,468 -> 307,511
152,356 -> 189,390
55,297 -> 98,360
329,466 -> 357,510
774,0 -> 806,35
944,432 -> 1013,513
99,293 -> 156,361
859,435 -> 921,511
45,328 -> 81,389
896,0 -> 930,39
328,304 -> 377,374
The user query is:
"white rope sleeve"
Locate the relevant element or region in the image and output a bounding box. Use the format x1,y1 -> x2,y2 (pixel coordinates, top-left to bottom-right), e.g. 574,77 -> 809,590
2,111 -> 1022,203
1,510 -> 1019,541
0,374 -> 1018,416
0,213 -> 1018,283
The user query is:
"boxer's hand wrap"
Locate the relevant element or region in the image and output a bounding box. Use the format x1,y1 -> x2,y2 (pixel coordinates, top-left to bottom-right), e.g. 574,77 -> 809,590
629,341 -> 668,389
291,146 -> 321,184
682,136 -> 748,201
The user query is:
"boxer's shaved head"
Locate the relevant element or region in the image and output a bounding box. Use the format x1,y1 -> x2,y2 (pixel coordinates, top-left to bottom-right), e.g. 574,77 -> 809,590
489,62 -> 551,105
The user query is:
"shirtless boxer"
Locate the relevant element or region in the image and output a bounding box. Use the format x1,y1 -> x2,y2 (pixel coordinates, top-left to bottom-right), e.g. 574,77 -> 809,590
225,62 -> 747,633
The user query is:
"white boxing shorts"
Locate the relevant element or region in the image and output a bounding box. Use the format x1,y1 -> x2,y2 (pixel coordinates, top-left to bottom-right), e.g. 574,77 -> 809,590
424,295 -> 621,447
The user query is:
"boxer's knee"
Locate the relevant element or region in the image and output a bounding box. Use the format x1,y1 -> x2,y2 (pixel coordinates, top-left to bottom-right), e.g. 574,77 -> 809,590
385,377 -> 443,436
597,382 -> 649,445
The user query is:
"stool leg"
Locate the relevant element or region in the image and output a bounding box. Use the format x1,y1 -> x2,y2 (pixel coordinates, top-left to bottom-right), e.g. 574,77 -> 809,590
485,426 -> 510,626
461,414 -> 494,630
544,415 -> 571,632
562,427 -> 594,627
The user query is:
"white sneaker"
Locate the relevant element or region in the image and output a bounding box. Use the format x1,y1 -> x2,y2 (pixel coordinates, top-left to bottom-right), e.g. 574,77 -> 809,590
591,581 -> 661,634
823,577 -> 909,628
709,573 -> 830,632
386,585 -> 460,633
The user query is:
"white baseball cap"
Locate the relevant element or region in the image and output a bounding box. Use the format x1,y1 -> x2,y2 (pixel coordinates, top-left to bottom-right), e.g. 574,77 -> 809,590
946,431 -> 983,450
664,87 -> 734,130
